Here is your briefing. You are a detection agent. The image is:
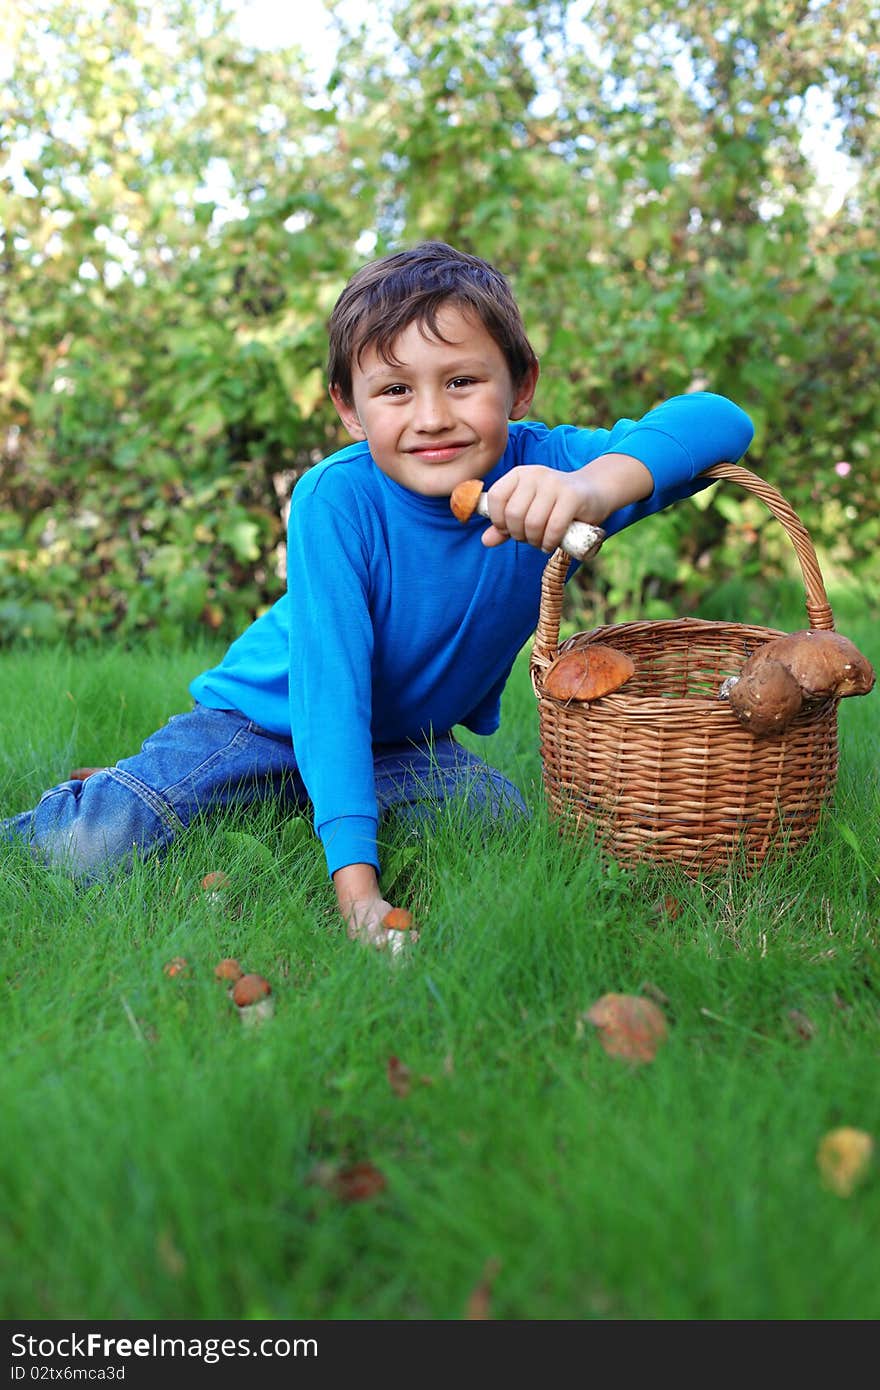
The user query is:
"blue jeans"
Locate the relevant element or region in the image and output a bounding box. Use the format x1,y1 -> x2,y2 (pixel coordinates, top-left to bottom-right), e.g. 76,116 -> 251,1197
0,703 -> 527,879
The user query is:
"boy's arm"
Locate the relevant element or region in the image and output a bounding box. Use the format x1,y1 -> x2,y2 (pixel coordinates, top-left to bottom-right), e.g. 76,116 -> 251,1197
483,392 -> 754,551
286,488 -> 403,949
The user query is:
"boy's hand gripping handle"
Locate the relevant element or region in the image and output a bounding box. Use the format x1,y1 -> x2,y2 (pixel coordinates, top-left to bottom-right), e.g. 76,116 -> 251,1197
449,479 -> 605,562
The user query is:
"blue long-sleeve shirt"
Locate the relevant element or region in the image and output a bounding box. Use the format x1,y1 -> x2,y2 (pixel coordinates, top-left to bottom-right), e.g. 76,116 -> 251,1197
190,392 -> 754,875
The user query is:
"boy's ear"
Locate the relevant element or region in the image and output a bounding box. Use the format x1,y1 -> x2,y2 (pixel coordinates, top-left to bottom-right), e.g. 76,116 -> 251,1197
509,361 -> 540,421
329,385 -> 367,441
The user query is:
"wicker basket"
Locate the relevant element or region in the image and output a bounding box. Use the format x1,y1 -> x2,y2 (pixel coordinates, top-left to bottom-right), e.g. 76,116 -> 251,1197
529,463 -> 839,873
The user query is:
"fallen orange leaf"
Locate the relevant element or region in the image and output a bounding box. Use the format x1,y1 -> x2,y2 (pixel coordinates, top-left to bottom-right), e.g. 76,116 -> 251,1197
387,1055 -> 411,1098
584,992 -> 668,1064
332,1161 -> 387,1203
817,1127 -> 874,1197
464,1257 -> 502,1320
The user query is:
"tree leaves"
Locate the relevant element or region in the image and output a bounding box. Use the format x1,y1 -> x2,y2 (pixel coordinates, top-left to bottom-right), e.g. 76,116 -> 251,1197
2,0 -> 878,641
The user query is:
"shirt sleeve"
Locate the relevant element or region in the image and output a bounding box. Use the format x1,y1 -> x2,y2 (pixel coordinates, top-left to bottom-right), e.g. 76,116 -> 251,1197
286,490 -> 381,878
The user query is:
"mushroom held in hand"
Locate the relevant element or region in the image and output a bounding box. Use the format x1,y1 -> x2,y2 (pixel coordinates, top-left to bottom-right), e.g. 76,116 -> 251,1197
449,479 -> 485,524
543,645 -> 635,702
449,479 -> 605,560
728,658 -> 804,735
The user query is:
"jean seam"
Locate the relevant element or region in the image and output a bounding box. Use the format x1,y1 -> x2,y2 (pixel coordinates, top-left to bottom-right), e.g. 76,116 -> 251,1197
105,767 -> 186,833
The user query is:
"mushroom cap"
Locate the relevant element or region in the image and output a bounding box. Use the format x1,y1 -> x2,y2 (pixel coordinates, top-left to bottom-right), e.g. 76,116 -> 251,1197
382,908 -> 414,932
201,870 -> 230,892
162,956 -> 190,978
543,644 -> 635,702
747,630 -> 875,699
450,479 -> 484,523
231,973 -> 271,1007
214,957 -> 244,982
729,658 -> 804,735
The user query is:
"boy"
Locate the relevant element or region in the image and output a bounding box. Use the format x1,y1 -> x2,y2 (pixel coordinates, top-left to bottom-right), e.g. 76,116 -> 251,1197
2,242 -> 754,948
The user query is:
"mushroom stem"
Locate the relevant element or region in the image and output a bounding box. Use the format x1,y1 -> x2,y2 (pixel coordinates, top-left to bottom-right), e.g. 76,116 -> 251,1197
449,481 -> 605,562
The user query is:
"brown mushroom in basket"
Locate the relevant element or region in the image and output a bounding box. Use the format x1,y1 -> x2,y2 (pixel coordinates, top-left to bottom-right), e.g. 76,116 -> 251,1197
752,630 -> 875,699
543,645 -> 635,702
725,629 -> 874,736
728,658 -> 805,735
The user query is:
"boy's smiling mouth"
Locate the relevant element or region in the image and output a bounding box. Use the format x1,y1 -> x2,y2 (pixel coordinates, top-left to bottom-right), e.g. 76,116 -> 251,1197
405,442 -> 471,461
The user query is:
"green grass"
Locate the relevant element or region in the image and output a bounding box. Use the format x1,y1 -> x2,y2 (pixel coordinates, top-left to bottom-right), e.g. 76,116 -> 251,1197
1,594 -> 878,1322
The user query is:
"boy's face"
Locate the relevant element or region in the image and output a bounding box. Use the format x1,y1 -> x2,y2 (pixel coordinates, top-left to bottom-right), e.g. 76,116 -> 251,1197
330,303 -> 538,497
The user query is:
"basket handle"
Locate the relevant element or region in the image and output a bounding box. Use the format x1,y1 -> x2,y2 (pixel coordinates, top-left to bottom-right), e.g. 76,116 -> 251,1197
531,462 -> 834,675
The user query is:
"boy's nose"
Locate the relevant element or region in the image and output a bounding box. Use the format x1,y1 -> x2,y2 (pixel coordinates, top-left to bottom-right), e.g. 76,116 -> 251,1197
412,389 -> 453,431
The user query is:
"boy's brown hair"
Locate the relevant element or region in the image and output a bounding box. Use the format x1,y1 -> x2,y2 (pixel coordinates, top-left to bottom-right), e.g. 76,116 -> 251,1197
327,241 -> 538,405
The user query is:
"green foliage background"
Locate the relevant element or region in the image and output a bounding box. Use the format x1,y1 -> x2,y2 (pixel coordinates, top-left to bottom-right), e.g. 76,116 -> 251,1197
1,0 -> 878,643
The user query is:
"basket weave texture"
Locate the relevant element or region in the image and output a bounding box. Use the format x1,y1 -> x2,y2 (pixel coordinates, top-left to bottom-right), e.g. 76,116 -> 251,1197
529,464 -> 839,873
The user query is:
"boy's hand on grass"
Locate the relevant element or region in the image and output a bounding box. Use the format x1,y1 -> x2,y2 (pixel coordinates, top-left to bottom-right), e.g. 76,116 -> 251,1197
345,895 -> 402,951
481,457 -> 653,553
333,863 -> 409,955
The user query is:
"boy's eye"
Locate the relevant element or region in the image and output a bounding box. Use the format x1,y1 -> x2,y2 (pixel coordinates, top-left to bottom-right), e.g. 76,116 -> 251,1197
381,384 -> 409,397
449,376 -> 476,389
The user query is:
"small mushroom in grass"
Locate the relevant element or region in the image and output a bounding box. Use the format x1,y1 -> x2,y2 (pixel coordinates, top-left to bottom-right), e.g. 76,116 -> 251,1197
728,658 -> 805,735
201,870 -> 231,903
231,972 -> 274,1026
214,957 -> 244,983
162,956 -> 190,978
382,907 -> 413,932
543,645 -> 635,702
381,906 -> 419,953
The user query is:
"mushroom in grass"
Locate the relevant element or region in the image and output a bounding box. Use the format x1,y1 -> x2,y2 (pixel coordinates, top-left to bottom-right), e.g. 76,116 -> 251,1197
728,658 -> 805,735
543,644 -> 635,702
231,972 -> 274,1027
725,629 -> 875,735
214,957 -> 244,984
381,907 -> 419,954
382,908 -> 413,932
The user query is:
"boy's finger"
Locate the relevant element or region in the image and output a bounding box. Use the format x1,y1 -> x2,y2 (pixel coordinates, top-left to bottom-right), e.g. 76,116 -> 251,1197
480,524 -> 511,548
